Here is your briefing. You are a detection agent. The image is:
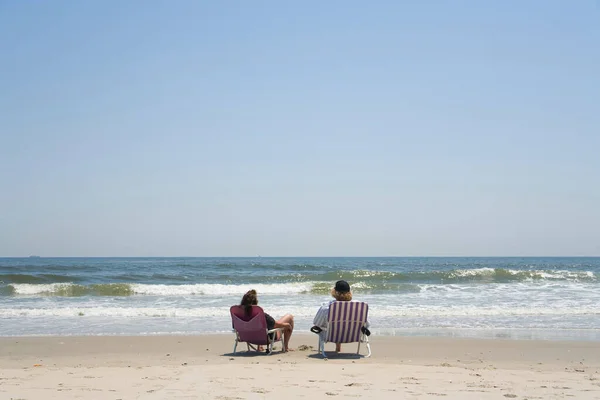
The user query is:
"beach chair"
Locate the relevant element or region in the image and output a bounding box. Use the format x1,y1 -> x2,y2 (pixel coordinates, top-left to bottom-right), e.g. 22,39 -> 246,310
315,301 -> 371,358
230,305 -> 285,355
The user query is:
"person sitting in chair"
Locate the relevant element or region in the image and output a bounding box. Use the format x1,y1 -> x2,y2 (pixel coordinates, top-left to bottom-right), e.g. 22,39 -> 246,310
240,289 -> 295,352
312,280 -> 370,352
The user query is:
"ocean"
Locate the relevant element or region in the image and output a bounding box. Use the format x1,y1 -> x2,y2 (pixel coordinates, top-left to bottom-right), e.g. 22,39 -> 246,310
0,257 -> 598,341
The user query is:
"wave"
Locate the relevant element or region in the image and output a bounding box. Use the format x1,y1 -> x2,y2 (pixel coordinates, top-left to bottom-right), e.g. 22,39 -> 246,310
4,281 -> 423,297
7,283 -> 134,296
5,282 -> 317,297
3,277 -> 597,298
0,305 -> 598,318
308,281 -> 422,294
296,268 -> 597,284
0,268 -> 595,288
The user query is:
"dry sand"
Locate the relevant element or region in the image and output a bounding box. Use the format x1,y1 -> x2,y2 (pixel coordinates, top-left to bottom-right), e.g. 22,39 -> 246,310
1,334 -> 599,399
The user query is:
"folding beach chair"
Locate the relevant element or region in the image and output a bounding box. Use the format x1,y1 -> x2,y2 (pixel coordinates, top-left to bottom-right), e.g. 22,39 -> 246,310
230,305 -> 285,355
315,301 -> 371,358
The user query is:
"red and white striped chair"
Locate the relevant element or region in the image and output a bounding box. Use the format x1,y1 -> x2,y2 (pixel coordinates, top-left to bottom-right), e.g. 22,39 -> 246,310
318,301 -> 371,358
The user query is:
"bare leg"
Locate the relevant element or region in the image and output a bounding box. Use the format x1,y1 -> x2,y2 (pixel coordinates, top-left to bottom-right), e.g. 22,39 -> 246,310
335,343 -> 341,352
276,314 -> 294,351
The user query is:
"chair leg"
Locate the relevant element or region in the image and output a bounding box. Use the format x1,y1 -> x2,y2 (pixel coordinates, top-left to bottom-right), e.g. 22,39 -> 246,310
357,339 -> 361,355
364,336 -> 371,358
233,339 -> 238,354
266,333 -> 275,355
319,336 -> 327,359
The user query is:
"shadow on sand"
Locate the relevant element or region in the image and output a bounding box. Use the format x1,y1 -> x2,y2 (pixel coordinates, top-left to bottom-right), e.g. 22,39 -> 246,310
306,352 -> 364,360
221,349 -> 286,357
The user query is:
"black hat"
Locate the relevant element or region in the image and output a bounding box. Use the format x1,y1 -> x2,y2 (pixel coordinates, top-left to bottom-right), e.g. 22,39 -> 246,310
334,280 -> 351,293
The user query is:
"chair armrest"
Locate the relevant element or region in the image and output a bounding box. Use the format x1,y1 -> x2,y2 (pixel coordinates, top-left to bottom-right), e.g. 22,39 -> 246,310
267,327 -> 285,334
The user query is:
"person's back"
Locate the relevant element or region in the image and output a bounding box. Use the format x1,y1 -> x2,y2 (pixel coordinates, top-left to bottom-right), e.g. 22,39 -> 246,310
240,289 -> 295,352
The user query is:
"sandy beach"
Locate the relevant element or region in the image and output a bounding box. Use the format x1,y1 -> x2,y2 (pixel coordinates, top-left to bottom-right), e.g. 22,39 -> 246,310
1,334 -> 599,399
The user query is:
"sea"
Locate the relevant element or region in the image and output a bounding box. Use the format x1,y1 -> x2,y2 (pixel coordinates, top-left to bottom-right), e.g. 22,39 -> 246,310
0,257 -> 598,341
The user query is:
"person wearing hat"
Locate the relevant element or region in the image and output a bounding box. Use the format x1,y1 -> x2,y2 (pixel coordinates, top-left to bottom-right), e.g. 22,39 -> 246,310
312,280 -> 369,353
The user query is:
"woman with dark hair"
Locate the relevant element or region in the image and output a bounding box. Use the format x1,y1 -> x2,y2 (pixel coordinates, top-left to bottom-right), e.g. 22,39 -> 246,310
240,289 -> 294,352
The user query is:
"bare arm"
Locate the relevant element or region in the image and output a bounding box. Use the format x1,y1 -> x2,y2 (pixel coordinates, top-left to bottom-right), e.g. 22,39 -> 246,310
274,321 -> 291,330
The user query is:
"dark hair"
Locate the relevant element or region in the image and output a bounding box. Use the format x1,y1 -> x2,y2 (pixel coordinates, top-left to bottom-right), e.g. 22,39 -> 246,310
241,289 -> 258,316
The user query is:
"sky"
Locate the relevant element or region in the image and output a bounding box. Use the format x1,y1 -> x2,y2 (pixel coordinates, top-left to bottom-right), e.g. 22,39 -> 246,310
0,1 -> 599,257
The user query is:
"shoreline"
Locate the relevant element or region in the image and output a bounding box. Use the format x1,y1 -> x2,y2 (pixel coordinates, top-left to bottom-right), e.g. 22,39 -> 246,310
1,335 -> 599,398
2,326 -> 599,342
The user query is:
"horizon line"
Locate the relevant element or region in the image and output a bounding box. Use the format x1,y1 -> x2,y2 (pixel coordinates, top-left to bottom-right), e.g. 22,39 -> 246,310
2,255 -> 599,258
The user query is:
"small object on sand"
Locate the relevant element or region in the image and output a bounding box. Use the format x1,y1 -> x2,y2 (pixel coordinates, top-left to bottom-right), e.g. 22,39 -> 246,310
33,364 -> 42,367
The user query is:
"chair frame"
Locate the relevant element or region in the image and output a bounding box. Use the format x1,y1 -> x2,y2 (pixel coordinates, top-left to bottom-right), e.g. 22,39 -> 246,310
317,301 -> 371,359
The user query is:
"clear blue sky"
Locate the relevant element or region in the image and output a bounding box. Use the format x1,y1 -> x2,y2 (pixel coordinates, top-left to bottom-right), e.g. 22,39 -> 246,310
1,1 -> 598,257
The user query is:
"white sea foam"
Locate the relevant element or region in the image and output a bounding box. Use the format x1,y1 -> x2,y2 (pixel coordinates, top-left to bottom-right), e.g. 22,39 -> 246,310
9,282 -> 315,296
450,268 -> 496,277
348,282 -> 371,290
533,270 -> 596,280
10,283 -> 72,295
1,304 -> 598,319
449,268 -> 596,281
130,283 -> 314,296
0,307 -> 227,318
371,305 -> 600,317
